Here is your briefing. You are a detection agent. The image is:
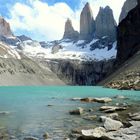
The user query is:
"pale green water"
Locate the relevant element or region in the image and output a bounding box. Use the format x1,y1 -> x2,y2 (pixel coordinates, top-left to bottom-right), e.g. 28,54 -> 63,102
0,86 -> 139,139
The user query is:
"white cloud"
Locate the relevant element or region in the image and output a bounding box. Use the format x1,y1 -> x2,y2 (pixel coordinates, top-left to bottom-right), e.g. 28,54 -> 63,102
7,0 -> 125,41
7,0 -> 79,41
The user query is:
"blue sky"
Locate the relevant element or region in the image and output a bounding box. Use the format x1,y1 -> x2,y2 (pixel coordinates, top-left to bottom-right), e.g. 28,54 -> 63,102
0,0 -> 125,41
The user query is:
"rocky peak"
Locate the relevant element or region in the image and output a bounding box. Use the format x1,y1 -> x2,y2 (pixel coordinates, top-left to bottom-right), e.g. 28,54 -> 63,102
117,0 -> 140,64
79,2 -> 95,40
0,17 -> 13,37
119,0 -> 137,23
63,18 -> 79,40
95,6 -> 116,41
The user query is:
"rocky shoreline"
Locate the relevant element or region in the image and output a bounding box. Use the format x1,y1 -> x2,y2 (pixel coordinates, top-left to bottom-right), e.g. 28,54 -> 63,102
0,95 -> 140,140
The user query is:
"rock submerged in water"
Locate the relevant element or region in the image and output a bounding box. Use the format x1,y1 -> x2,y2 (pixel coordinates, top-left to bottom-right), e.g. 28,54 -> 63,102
69,107 -> 84,115
43,132 -> 49,139
80,98 -> 93,102
129,112 -> 140,121
79,97 -> 112,103
83,115 -> 97,121
93,98 -> 112,103
23,136 -> 39,140
0,111 -> 10,115
100,106 -> 127,113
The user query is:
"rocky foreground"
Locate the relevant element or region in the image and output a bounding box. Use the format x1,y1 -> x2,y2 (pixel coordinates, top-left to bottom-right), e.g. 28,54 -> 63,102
68,96 -> 140,140
0,95 -> 140,140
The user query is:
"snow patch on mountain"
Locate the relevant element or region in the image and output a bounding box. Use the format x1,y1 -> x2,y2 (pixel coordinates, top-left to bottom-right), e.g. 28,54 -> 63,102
15,38 -> 117,61
0,42 -> 21,59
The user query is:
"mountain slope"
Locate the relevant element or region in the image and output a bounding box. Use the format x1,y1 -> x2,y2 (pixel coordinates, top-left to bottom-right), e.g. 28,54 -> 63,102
0,42 -> 65,86
99,51 -> 140,90
99,0 -> 140,90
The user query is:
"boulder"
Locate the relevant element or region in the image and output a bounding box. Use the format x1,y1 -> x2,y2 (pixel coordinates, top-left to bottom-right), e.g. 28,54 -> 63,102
23,136 -> 39,140
129,112 -> 140,121
104,118 -> 123,131
93,97 -> 112,103
113,95 -> 126,99
100,113 -> 119,122
51,45 -> 63,54
80,98 -> 93,102
77,127 -> 114,140
0,111 -> 10,115
81,127 -> 106,137
100,106 -> 126,113
43,132 -> 49,139
83,115 -> 97,121
69,107 -> 84,115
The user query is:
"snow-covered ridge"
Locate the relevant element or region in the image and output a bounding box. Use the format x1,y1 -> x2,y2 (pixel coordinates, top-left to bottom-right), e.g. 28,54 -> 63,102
0,42 -> 21,59
17,37 -> 117,61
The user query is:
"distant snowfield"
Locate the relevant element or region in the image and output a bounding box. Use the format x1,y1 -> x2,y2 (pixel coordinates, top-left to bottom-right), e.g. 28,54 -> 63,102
16,38 -> 117,61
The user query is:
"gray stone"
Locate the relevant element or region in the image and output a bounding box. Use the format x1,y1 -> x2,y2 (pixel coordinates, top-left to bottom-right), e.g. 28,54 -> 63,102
93,97 -> 112,103
83,115 -> 97,121
100,106 -> 126,113
113,95 -> 126,99
129,112 -> 140,121
51,45 -> 63,54
104,118 -> 123,131
69,107 -> 84,115
43,132 -> 49,139
79,2 -> 95,40
23,136 -> 39,140
81,127 -> 106,137
95,6 -> 116,41
100,113 -> 119,122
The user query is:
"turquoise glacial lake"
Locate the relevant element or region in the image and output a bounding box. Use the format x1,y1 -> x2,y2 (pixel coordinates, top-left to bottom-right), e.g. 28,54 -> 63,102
0,86 -> 139,139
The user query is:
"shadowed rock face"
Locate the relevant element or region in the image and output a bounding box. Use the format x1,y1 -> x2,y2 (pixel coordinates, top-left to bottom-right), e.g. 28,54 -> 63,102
119,0 -> 137,23
44,59 -> 115,85
63,18 -> 79,40
79,2 -> 95,40
117,0 -> 140,64
95,6 -> 116,41
0,17 -> 13,37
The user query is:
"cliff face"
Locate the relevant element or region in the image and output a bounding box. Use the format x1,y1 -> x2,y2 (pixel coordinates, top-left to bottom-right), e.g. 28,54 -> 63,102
42,59 -> 115,85
117,0 -> 140,64
79,2 -> 95,40
95,6 -> 116,41
100,0 -> 140,90
119,0 -> 137,23
0,17 -> 13,37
